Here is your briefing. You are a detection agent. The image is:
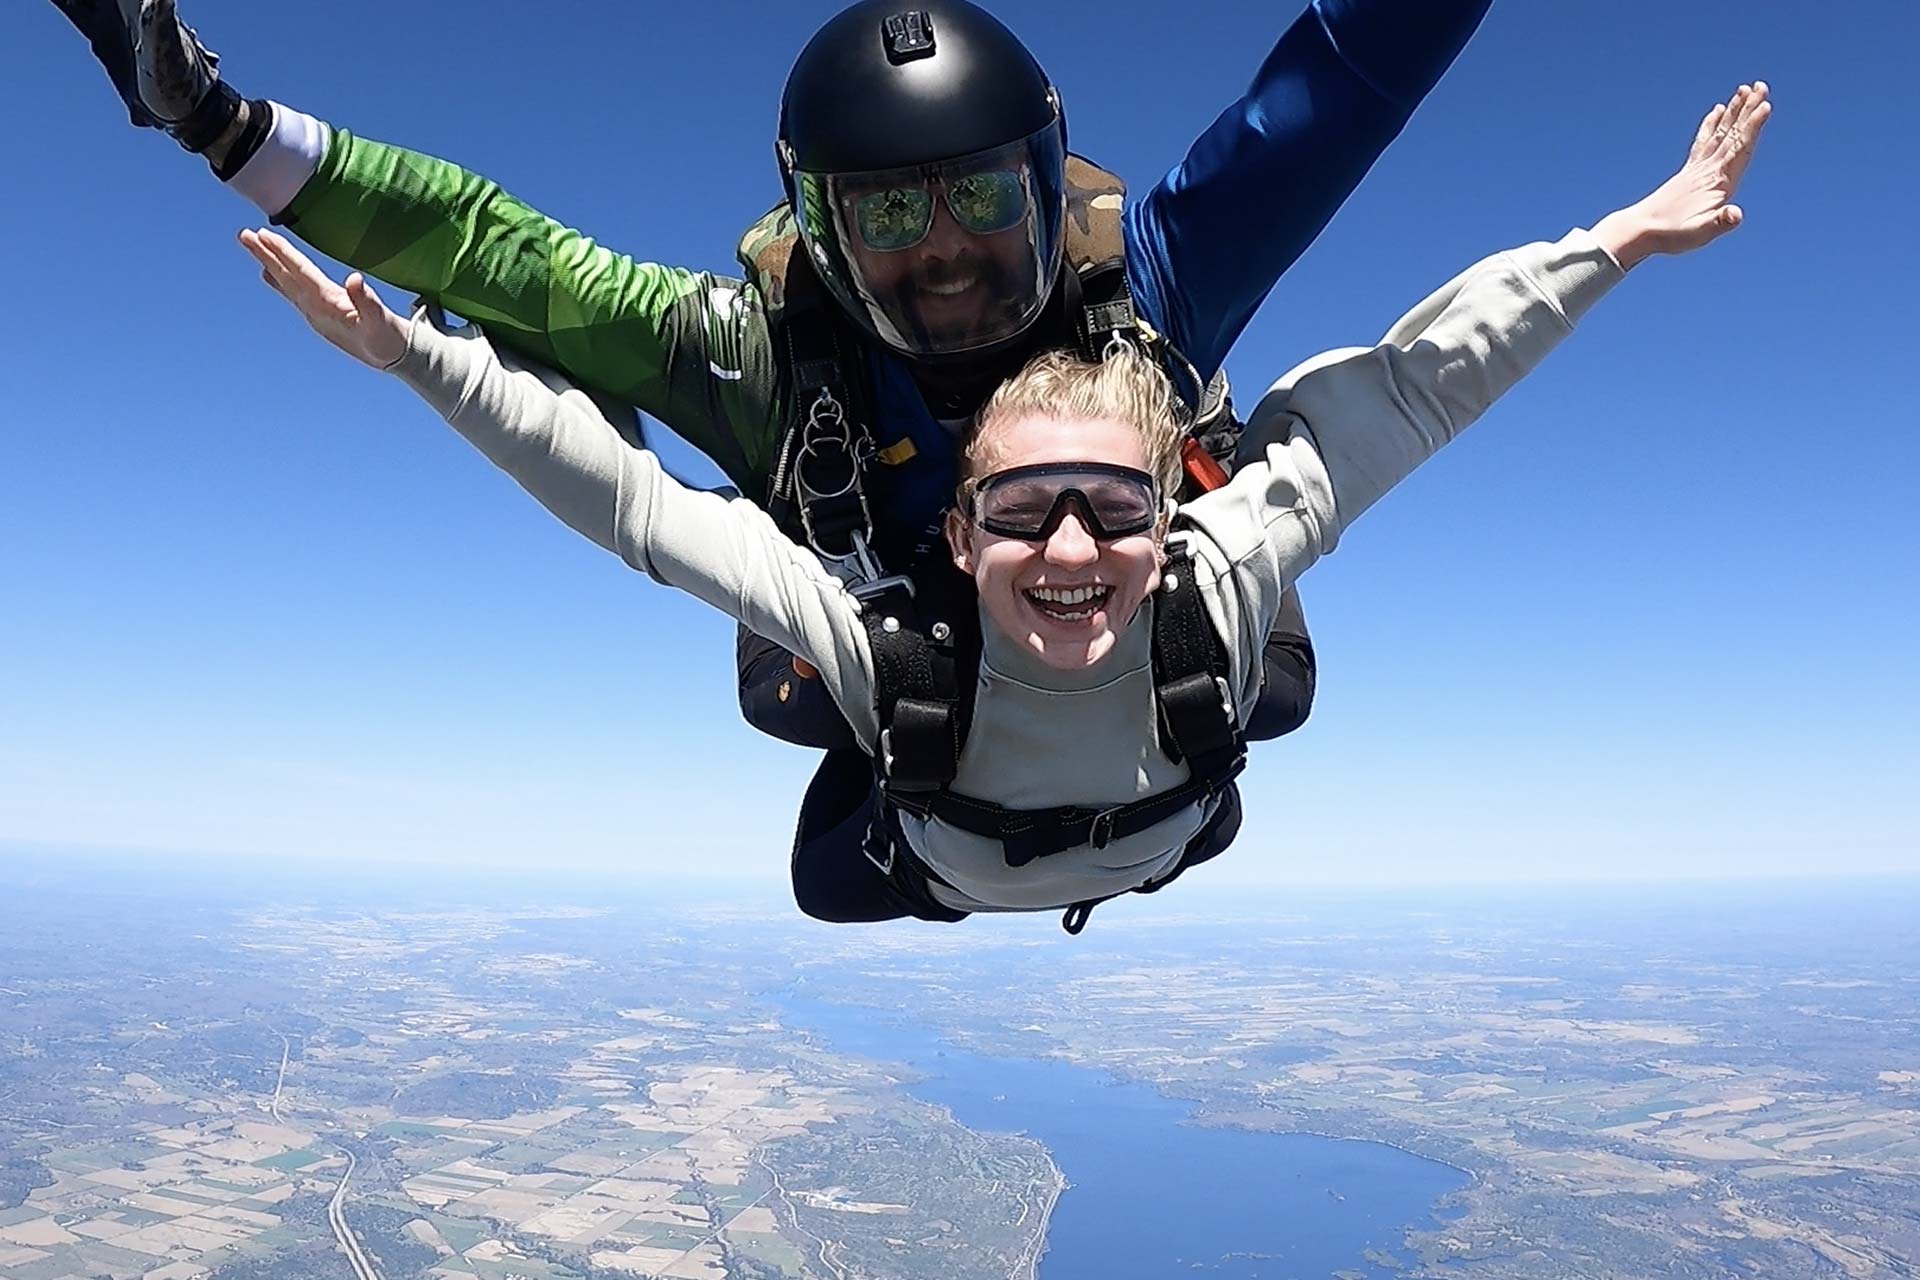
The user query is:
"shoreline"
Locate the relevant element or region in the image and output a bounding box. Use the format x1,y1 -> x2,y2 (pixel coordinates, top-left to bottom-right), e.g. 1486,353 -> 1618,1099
1015,1157 -> 1068,1280
1188,1114 -> 1480,1184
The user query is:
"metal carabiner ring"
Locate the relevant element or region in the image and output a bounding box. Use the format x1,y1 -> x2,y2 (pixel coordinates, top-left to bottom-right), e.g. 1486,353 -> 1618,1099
795,436 -> 862,501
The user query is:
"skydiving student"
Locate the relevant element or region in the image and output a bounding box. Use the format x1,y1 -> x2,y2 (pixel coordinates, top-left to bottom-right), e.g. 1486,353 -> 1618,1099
49,0 -> 1490,919
235,84 -> 1770,931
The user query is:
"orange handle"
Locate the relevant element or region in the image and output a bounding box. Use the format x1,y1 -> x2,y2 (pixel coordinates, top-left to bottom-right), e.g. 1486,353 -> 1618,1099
1181,438 -> 1229,492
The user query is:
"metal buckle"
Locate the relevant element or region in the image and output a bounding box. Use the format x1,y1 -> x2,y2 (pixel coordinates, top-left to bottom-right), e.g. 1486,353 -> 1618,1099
863,828 -> 896,877
851,574 -> 916,607
843,531 -> 915,606
866,774 -> 903,877
796,438 -> 859,501
1088,806 -> 1124,849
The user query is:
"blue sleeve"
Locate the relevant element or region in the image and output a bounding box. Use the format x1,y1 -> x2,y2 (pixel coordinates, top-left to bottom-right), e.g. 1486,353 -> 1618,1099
1123,0 -> 1493,384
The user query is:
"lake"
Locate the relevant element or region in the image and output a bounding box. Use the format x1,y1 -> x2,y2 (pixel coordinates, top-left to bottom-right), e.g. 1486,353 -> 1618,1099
777,985 -> 1469,1279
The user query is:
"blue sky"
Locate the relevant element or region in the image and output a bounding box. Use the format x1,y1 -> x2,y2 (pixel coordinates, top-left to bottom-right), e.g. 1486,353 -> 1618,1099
3,0 -> 1915,889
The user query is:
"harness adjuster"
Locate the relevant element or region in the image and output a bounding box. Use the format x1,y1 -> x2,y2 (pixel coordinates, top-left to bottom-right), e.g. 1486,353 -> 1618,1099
1088,806 -> 1123,850
863,830 -> 896,878
850,572 -> 916,606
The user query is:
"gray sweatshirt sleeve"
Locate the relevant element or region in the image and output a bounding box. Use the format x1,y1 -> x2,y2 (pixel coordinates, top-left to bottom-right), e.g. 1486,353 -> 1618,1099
1179,230 -> 1626,711
387,313 -> 882,748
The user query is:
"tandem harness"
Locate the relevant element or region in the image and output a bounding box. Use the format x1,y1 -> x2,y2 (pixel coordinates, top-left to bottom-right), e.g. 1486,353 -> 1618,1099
854,538 -> 1248,935
737,156 -> 1247,934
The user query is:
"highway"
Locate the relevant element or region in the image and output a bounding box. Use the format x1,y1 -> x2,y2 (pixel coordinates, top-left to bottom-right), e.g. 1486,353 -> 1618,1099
268,1034 -> 291,1123
328,1150 -> 382,1280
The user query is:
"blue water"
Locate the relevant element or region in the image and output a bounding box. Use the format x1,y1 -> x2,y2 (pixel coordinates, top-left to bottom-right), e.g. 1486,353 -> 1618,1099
777,987 -> 1469,1280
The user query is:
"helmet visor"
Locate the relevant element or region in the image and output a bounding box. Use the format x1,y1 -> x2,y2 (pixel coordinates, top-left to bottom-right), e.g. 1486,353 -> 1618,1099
792,121 -> 1066,358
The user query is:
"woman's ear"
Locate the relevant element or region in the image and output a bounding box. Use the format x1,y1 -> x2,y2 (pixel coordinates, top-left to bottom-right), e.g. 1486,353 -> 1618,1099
944,507 -> 975,574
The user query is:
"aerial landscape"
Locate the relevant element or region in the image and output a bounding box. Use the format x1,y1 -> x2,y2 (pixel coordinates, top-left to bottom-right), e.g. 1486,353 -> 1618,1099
7,2 -> 1916,1279
1,862 -> 1915,1279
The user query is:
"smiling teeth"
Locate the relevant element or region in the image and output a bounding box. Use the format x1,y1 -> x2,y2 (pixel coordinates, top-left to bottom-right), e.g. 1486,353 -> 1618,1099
1029,586 -> 1105,605
922,278 -> 976,296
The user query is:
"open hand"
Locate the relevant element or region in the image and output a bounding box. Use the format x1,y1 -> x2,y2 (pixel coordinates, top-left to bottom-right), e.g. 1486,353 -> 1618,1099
1595,82 -> 1772,268
242,229 -> 409,370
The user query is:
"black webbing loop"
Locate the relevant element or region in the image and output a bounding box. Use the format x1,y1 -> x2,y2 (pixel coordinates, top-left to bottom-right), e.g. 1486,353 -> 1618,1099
1151,546 -> 1241,768
886,698 -> 958,789
864,566 -> 972,793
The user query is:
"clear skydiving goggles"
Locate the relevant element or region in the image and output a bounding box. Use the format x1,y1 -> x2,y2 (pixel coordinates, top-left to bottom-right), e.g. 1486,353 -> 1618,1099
971,463 -> 1163,542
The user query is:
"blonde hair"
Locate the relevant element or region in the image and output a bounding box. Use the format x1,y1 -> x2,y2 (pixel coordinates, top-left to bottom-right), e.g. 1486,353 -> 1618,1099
956,346 -> 1186,510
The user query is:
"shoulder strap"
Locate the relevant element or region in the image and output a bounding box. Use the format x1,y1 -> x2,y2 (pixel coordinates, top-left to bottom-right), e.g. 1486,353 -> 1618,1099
1150,539 -> 1243,775
863,556 -> 982,792
1058,156 -> 1140,362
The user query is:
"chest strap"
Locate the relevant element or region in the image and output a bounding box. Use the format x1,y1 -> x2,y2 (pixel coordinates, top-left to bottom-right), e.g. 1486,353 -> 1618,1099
884,752 -> 1247,869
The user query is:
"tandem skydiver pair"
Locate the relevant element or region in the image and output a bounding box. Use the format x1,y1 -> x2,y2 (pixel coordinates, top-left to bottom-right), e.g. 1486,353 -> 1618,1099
48,0 -> 1495,925
47,0 -> 1765,928
233,78 -> 1768,928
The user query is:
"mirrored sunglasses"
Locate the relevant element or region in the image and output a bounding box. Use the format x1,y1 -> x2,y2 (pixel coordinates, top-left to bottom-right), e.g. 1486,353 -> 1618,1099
853,168 -> 1029,252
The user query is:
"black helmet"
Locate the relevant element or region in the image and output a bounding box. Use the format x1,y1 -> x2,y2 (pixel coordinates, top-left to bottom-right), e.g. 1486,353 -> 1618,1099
778,1 -> 1068,363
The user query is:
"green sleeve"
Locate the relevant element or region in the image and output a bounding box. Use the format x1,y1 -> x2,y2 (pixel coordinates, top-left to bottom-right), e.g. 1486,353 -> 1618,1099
278,126 -> 782,492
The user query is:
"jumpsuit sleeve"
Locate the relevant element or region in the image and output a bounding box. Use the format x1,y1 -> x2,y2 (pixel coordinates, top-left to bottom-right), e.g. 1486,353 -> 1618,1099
737,623 -> 863,752
1247,588 -> 1318,742
1123,0 -> 1493,382
386,312 -> 883,749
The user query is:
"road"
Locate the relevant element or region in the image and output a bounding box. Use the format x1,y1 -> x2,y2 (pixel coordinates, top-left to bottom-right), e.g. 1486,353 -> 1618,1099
268,1034 -> 291,1122
756,1152 -> 848,1280
328,1150 -> 382,1280
1010,1165 -> 1065,1280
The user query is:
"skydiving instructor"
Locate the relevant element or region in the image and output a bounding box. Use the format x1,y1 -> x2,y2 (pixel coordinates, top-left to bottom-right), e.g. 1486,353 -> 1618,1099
48,0 -> 1493,918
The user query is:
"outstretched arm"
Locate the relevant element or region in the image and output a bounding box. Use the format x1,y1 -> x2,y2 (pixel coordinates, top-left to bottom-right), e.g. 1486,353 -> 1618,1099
243,229 -> 883,747
1126,0 -> 1493,384
1183,84 -> 1771,699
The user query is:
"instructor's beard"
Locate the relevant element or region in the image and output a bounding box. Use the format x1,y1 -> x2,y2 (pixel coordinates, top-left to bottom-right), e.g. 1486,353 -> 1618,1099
889,251 -> 1023,353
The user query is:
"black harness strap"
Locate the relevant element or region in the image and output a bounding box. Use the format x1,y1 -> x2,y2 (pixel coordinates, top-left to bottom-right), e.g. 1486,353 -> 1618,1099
863,582 -> 955,791
885,755 -> 1246,868
1060,256 -> 1139,362
1152,552 -> 1240,771
860,559 -> 980,793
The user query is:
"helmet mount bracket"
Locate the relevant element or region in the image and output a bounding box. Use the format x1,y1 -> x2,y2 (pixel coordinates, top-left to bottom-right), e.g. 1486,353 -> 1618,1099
883,12 -> 936,63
